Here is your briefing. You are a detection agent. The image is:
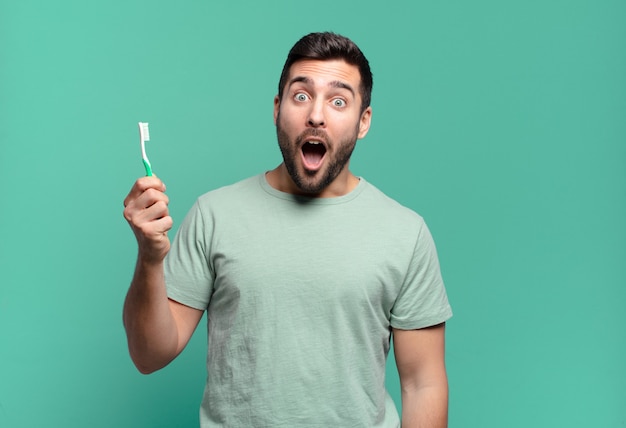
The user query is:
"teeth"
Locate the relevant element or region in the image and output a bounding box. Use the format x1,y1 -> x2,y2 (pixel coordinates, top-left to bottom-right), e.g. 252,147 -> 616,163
307,141 -> 321,145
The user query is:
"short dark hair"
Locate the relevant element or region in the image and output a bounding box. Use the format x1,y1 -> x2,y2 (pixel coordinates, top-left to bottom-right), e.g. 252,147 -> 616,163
278,32 -> 373,113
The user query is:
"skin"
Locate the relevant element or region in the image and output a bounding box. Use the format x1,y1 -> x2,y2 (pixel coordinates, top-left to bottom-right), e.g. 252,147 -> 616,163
266,59 -> 371,197
394,324 -> 449,428
122,176 -> 203,373
122,58 -> 448,426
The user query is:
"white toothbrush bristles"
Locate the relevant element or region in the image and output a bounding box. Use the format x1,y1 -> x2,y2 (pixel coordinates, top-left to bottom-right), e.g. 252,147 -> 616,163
139,122 -> 150,142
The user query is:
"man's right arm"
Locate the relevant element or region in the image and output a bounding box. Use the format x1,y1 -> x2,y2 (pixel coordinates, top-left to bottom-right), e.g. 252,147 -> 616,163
122,176 -> 203,374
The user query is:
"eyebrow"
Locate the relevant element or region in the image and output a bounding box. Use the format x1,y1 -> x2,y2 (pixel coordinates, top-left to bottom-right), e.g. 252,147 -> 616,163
288,76 -> 356,97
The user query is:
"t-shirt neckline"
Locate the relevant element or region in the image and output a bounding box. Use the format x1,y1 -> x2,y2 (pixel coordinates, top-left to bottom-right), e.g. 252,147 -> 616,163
258,173 -> 366,205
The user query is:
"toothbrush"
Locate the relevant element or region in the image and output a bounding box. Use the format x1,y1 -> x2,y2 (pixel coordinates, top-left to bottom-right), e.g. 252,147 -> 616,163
138,122 -> 153,176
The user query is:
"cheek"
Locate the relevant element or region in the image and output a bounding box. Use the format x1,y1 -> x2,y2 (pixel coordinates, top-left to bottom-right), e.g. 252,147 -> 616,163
336,114 -> 363,136
277,108 -> 302,131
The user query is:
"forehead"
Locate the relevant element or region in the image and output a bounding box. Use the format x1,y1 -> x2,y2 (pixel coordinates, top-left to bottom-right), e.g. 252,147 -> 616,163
287,59 -> 362,90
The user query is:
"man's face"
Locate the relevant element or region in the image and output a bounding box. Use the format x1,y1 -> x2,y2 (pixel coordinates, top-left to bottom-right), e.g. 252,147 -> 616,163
274,59 -> 372,196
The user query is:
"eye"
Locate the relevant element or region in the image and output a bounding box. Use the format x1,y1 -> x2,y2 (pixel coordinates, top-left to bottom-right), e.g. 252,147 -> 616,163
332,98 -> 346,107
294,93 -> 309,102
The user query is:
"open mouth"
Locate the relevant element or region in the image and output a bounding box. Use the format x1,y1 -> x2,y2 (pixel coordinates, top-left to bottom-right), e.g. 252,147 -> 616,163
301,141 -> 327,170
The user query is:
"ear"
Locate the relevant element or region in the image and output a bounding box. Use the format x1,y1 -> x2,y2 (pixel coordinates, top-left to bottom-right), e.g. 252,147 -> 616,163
273,95 -> 280,125
357,106 -> 372,139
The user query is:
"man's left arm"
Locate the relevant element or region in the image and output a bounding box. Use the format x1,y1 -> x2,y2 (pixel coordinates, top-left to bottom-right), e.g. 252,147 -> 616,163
393,323 -> 448,428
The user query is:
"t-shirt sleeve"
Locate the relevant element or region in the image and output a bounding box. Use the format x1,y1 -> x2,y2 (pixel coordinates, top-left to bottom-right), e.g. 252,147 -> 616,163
164,199 -> 214,310
390,220 -> 452,330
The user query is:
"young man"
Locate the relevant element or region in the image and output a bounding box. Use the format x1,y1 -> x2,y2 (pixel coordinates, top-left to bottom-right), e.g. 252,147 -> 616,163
123,32 -> 452,427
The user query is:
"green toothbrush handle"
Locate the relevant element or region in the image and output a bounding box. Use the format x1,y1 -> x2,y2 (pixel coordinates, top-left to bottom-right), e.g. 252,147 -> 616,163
143,159 -> 153,177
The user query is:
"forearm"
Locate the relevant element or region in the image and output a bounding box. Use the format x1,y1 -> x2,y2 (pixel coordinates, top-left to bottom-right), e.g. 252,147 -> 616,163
123,257 -> 179,374
401,383 -> 449,428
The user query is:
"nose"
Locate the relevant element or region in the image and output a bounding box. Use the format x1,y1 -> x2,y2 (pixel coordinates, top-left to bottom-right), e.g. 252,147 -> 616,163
307,100 -> 325,127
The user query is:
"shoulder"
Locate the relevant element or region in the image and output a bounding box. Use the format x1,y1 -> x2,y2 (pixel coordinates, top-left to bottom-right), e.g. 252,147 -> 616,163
360,179 -> 425,227
195,175 -> 263,210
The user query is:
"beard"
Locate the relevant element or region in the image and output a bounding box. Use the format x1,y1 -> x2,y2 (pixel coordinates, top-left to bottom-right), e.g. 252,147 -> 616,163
275,112 -> 359,195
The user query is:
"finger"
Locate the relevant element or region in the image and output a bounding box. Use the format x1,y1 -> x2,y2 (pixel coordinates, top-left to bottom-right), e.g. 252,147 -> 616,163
124,197 -> 169,228
123,176 -> 167,207
135,214 -> 173,239
153,215 -> 174,234
141,174 -> 166,192
138,199 -> 170,223
133,187 -> 170,210
124,187 -> 169,220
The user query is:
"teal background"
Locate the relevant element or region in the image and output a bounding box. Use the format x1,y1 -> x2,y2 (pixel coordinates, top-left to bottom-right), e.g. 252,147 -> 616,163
1,0 -> 625,426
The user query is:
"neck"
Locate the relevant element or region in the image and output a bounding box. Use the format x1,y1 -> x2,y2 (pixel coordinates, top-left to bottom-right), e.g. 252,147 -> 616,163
265,164 -> 359,198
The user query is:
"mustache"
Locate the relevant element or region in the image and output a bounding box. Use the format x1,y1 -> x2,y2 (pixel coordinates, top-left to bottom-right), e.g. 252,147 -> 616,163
295,128 -> 329,145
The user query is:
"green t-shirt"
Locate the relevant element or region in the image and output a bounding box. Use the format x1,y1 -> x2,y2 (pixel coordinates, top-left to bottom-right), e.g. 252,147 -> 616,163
165,174 -> 452,427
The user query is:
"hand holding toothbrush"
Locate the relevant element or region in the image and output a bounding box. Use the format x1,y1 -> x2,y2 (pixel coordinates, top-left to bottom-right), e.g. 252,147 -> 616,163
123,122 -> 172,263
123,175 -> 173,264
